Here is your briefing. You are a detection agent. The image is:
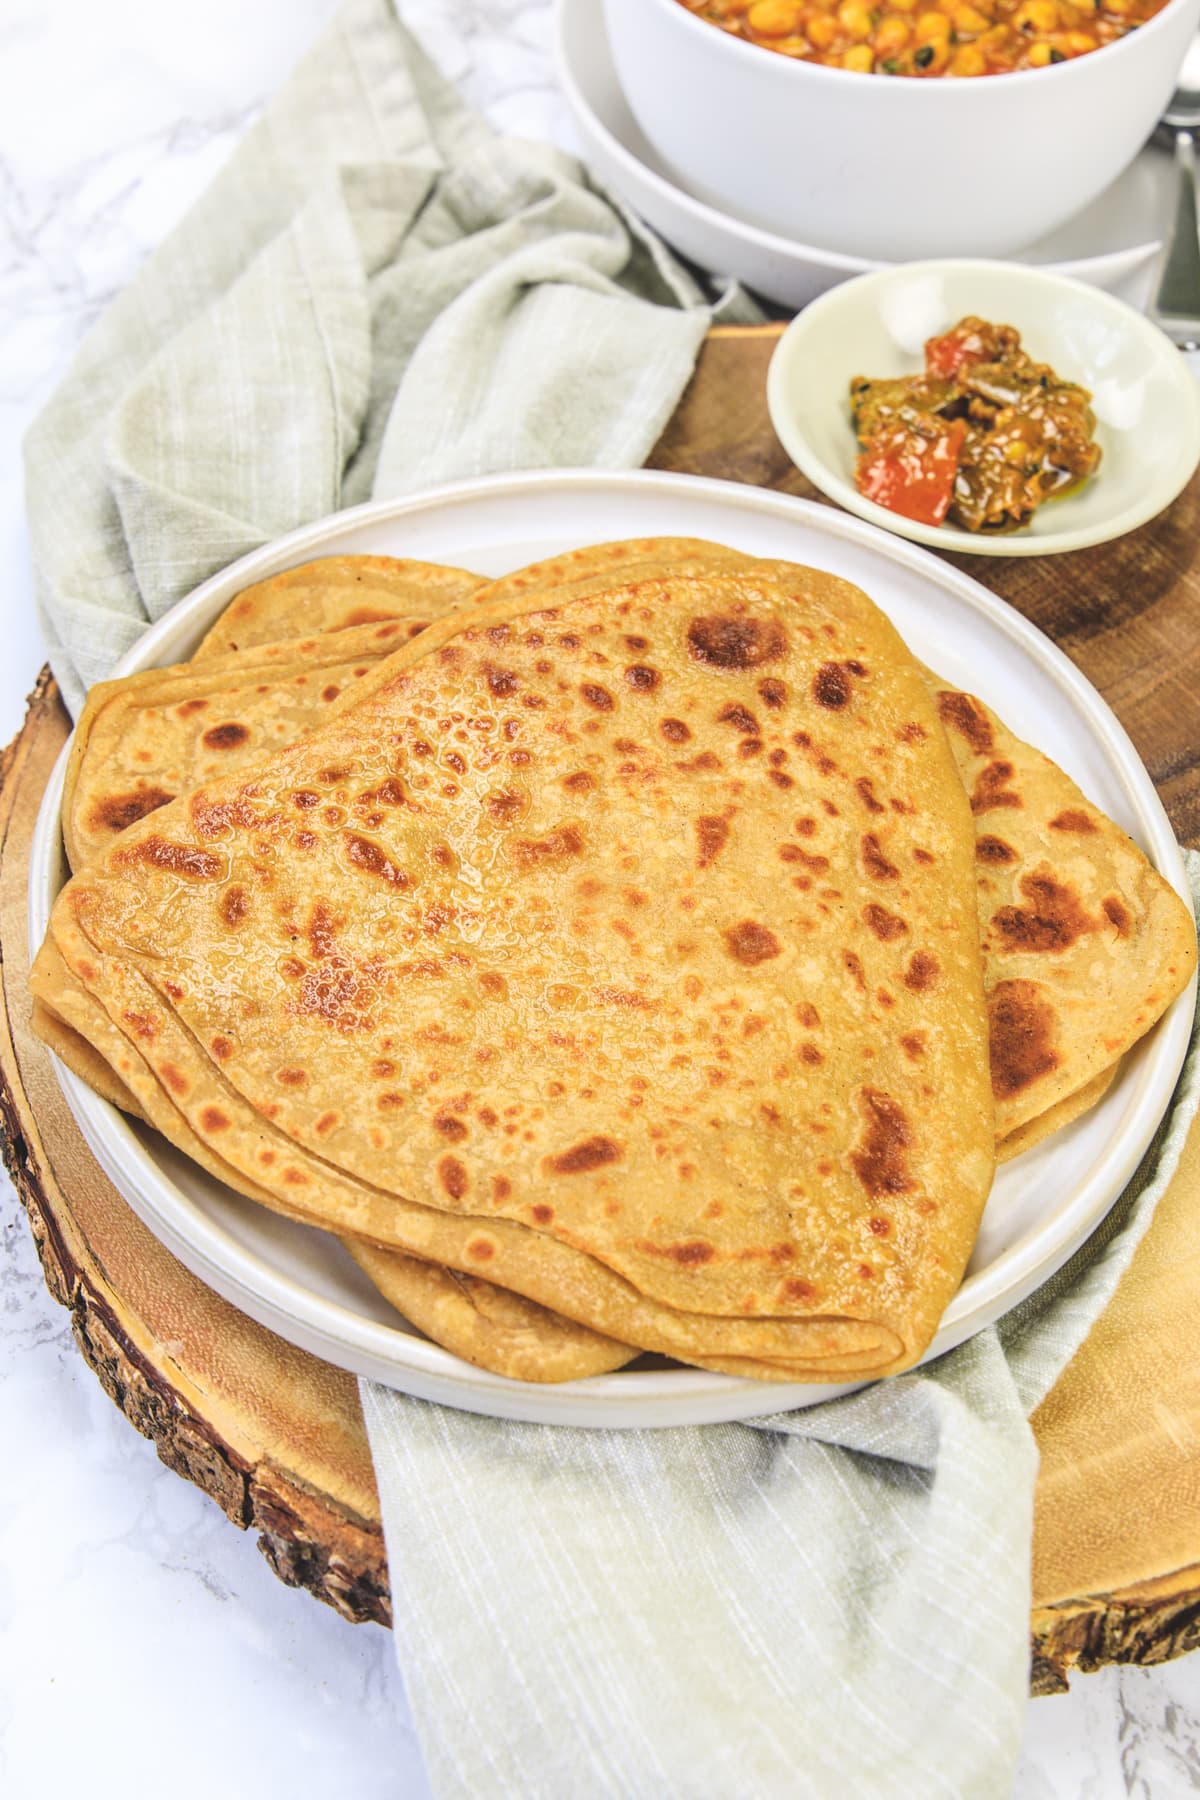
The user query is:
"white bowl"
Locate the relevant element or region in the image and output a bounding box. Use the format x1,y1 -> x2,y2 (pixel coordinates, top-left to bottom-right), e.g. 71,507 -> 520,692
556,0 -> 1169,311
603,0 -> 1200,261
766,260 -> 1200,556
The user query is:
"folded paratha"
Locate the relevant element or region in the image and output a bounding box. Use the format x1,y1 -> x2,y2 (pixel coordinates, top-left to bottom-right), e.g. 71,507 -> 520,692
192,555 -> 485,659
66,540 -> 1194,1164
34,563 -> 997,1380
925,682 -> 1196,1144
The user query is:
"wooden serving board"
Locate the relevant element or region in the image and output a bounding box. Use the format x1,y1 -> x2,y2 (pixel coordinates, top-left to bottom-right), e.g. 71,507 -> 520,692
3,323 -> 1200,1694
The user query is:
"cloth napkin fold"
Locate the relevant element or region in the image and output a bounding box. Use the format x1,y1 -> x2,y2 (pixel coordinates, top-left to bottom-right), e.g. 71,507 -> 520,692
22,4 -> 1200,1797
24,0 -> 749,717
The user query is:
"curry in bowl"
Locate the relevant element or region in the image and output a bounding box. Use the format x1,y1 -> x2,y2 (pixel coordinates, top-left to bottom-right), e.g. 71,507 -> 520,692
677,0 -> 1171,74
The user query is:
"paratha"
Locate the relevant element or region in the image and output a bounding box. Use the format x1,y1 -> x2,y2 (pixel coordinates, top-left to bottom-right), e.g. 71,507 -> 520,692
925,682 -> 1196,1141
31,937 -> 636,1384
192,555 -> 485,659
65,540 -> 1194,1161
34,562 -> 997,1380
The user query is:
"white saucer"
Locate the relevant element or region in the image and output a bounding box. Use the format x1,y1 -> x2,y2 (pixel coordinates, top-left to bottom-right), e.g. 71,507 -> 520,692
555,0 -> 1170,312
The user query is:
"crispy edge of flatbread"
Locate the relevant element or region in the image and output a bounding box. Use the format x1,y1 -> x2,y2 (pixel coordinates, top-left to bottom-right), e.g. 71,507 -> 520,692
31,959 -> 640,1385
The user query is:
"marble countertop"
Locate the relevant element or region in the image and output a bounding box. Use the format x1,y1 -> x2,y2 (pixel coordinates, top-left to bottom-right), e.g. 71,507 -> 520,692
1,3 -> 1198,1794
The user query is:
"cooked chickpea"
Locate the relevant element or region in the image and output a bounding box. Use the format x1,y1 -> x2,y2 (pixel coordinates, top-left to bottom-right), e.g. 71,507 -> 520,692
806,14 -> 840,45
837,0 -> 875,36
951,3 -> 991,29
842,40 -> 875,65
1014,0 -> 1059,30
873,14 -> 912,52
949,40 -> 988,69
746,0 -> 802,33
1026,37 -> 1054,59
916,10 -> 954,38
914,34 -> 952,65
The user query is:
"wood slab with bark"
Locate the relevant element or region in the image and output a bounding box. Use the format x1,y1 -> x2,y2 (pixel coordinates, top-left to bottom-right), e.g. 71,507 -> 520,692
2,324 -> 1199,1688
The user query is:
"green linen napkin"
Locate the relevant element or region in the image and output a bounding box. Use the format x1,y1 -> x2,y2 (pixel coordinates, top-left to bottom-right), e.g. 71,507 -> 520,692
24,0 -> 747,716
22,3 -> 1200,1796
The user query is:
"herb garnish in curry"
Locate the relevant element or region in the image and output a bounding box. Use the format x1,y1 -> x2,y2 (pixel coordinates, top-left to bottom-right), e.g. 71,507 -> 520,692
848,317 -> 1101,533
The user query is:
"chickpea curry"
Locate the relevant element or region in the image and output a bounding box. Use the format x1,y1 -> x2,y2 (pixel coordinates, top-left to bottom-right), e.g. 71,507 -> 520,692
848,317 -> 1101,532
677,0 -> 1170,76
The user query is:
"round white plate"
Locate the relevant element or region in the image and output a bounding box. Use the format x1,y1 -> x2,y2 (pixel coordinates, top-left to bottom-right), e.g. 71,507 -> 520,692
767,261 -> 1200,557
29,470 -> 1196,1428
554,0 -> 1170,312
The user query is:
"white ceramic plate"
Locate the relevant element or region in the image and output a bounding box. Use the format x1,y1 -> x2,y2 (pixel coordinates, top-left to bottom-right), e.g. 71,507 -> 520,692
555,0 -> 1170,311
29,470 -> 1196,1428
767,261 -> 1200,557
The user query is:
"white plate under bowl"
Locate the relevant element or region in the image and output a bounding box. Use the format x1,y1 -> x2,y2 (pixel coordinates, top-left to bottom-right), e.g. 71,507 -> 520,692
29,470 -> 1196,1427
767,262 -> 1200,557
554,0 -> 1170,313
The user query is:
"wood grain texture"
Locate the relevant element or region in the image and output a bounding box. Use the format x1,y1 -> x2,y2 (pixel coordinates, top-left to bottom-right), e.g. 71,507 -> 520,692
3,324 -> 1199,1689
0,674 -> 389,1627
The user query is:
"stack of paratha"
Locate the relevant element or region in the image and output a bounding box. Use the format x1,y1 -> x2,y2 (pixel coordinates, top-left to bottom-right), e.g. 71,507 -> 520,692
31,542 -> 1196,1383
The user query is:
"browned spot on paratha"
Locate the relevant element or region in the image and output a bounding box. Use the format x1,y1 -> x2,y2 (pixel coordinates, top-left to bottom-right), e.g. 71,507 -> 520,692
863,903 -> 909,942
547,1136 -> 623,1175
903,951 -> 940,991
219,885 -> 249,928
486,788 -> 529,826
512,825 -> 584,869
1050,809 -> 1098,834
850,1088 -> 912,1197
994,871 -> 1095,954
439,1156 -> 469,1199
855,777 -> 886,815
1103,895 -> 1134,938
989,979 -> 1062,1099
696,816 -> 730,869
723,921 -> 782,965
484,664 -> 519,697
862,835 -> 899,880
936,692 -> 994,756
687,614 -> 786,670
970,760 -> 1022,815
112,836 -> 222,880
813,663 -> 851,709
717,703 -> 760,735
202,721 -> 250,752
160,1062 -> 188,1095
89,785 -> 174,835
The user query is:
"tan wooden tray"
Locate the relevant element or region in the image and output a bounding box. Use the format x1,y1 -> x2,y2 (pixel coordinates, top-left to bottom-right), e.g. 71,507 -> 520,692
3,324 -> 1199,1693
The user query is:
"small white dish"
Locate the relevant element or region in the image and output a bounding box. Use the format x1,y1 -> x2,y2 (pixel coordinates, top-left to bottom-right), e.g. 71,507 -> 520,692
28,469 -> 1196,1427
555,0 -> 1170,311
767,260 -> 1200,557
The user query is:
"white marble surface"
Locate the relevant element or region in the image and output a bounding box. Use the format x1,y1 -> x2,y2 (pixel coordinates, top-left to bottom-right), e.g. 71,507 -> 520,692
1,3 -> 1198,1795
